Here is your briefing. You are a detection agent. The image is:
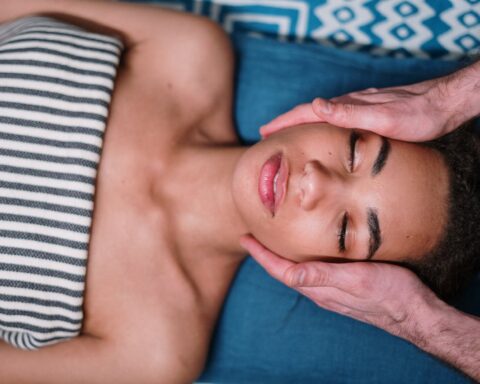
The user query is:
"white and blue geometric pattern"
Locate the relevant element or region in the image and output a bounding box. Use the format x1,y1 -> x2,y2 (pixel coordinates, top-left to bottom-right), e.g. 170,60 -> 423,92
126,0 -> 480,60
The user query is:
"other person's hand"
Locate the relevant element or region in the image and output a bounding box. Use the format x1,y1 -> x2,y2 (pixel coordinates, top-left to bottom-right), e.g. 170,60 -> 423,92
240,234 -> 441,340
261,61 -> 480,142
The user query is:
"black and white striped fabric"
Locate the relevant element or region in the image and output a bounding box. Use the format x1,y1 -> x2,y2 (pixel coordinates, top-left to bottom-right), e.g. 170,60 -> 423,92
0,16 -> 123,350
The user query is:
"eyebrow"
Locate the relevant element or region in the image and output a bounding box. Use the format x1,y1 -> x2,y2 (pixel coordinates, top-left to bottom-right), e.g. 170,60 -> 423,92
371,137 -> 391,176
366,208 -> 381,260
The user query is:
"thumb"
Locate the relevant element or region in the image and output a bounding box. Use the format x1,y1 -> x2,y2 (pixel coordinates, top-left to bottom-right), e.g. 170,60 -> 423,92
312,97 -> 384,130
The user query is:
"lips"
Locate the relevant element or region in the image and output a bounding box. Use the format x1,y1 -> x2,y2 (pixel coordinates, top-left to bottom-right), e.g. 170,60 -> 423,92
258,152 -> 288,215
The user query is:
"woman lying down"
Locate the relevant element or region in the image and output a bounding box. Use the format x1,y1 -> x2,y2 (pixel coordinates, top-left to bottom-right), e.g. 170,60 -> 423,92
0,1 -> 479,383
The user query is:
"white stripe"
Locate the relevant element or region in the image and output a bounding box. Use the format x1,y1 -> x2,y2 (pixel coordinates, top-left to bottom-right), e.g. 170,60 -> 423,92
0,300 -> 82,321
0,286 -> 83,307
0,124 -> 104,148
0,189 -> 94,211
0,138 -> 100,163
0,233 -> 89,260
0,155 -> 97,177
0,39 -> 121,63
0,254 -> 87,276
0,221 -> 90,244
0,204 -> 91,226
0,106 -> 106,131
0,49 -> 118,75
0,171 -> 95,195
0,63 -> 114,88
0,92 -> 108,116
6,31 -> 121,54
0,271 -> 85,292
0,78 -> 111,101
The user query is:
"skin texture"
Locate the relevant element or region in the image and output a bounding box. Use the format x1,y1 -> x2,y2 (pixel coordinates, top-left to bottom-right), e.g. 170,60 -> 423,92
246,60 -> 480,382
233,123 -> 449,263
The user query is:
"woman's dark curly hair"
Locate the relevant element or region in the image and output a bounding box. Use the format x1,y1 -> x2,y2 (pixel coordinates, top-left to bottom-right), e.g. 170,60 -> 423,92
397,121 -> 480,301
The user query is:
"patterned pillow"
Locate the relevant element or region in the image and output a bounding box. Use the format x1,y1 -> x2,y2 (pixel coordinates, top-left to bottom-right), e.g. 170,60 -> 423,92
126,0 -> 480,60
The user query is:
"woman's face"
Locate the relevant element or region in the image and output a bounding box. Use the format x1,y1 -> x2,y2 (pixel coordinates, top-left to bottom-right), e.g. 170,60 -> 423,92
232,123 -> 449,263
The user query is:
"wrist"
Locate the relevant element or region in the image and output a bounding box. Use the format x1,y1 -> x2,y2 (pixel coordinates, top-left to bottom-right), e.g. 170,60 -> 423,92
403,291 -> 452,351
441,62 -> 480,129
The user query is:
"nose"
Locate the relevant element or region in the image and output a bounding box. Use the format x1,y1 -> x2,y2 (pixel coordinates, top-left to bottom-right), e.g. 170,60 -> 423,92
299,160 -> 342,210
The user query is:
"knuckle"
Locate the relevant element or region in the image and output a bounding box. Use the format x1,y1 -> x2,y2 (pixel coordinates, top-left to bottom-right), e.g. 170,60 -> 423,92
333,103 -> 355,124
341,103 -> 355,116
310,265 -> 332,286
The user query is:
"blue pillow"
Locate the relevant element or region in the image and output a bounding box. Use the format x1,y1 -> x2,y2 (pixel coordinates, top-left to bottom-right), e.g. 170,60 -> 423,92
199,33 -> 479,384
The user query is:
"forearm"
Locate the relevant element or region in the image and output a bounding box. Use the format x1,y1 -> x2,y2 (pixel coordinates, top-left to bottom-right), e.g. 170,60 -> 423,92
438,60 -> 480,129
407,296 -> 480,381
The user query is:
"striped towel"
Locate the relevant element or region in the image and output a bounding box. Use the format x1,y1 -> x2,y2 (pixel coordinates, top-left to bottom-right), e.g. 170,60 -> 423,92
0,16 -> 123,349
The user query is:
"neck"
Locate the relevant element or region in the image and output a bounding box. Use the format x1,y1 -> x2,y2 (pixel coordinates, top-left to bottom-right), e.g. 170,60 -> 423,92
161,143 -> 249,259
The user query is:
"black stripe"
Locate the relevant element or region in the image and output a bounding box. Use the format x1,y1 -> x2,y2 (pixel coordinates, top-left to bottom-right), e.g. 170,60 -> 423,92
0,164 -> 95,185
0,73 -> 112,93
0,197 -> 91,218
0,131 -> 102,154
0,115 -> 104,138
0,262 -> 85,283
0,180 -> 94,201
0,46 -> 117,67
0,246 -> 87,267
0,319 -> 79,334
0,147 -> 98,169
0,307 -> 81,324
0,230 -> 88,250
0,59 -> 115,80
0,86 -> 109,107
17,26 -> 123,49
30,334 -> 78,345
0,213 -> 90,234
0,279 -> 83,297
0,100 -> 106,122
0,293 -> 82,312
5,36 -> 121,56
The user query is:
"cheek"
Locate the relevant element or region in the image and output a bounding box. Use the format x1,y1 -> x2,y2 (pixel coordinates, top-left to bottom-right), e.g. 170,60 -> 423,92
251,214 -> 327,260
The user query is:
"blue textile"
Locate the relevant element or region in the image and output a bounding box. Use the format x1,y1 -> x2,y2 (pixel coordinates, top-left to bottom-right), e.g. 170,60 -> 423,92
126,0 -> 480,60
198,34 -> 479,384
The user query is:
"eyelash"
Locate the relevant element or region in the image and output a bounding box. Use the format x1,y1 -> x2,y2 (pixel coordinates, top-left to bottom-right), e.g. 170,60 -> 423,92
338,212 -> 348,252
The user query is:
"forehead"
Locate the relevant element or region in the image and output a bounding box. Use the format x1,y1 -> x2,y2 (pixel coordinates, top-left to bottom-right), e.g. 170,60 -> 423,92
372,140 -> 449,261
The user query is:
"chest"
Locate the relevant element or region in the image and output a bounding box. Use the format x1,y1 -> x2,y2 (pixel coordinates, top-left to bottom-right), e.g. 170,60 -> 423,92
79,53 -> 235,344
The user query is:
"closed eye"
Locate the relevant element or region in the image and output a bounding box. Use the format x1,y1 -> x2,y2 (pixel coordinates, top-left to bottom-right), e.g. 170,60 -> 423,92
337,212 -> 348,253
349,131 -> 360,172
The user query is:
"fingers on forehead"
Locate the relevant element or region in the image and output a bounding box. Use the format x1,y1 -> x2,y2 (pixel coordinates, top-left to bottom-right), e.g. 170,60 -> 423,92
260,103 -> 318,136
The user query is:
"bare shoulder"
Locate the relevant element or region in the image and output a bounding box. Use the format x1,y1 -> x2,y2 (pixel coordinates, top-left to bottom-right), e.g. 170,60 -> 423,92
125,13 -> 236,143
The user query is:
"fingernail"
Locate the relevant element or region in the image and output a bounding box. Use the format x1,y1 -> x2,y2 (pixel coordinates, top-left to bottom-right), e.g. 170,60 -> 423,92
320,101 -> 332,114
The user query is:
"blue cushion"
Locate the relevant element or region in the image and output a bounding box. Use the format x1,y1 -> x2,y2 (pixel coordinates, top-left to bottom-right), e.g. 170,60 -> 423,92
198,34 -> 479,384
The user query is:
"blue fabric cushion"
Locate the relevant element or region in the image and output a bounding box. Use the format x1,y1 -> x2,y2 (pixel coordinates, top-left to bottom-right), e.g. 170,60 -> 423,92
199,34 -> 479,384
